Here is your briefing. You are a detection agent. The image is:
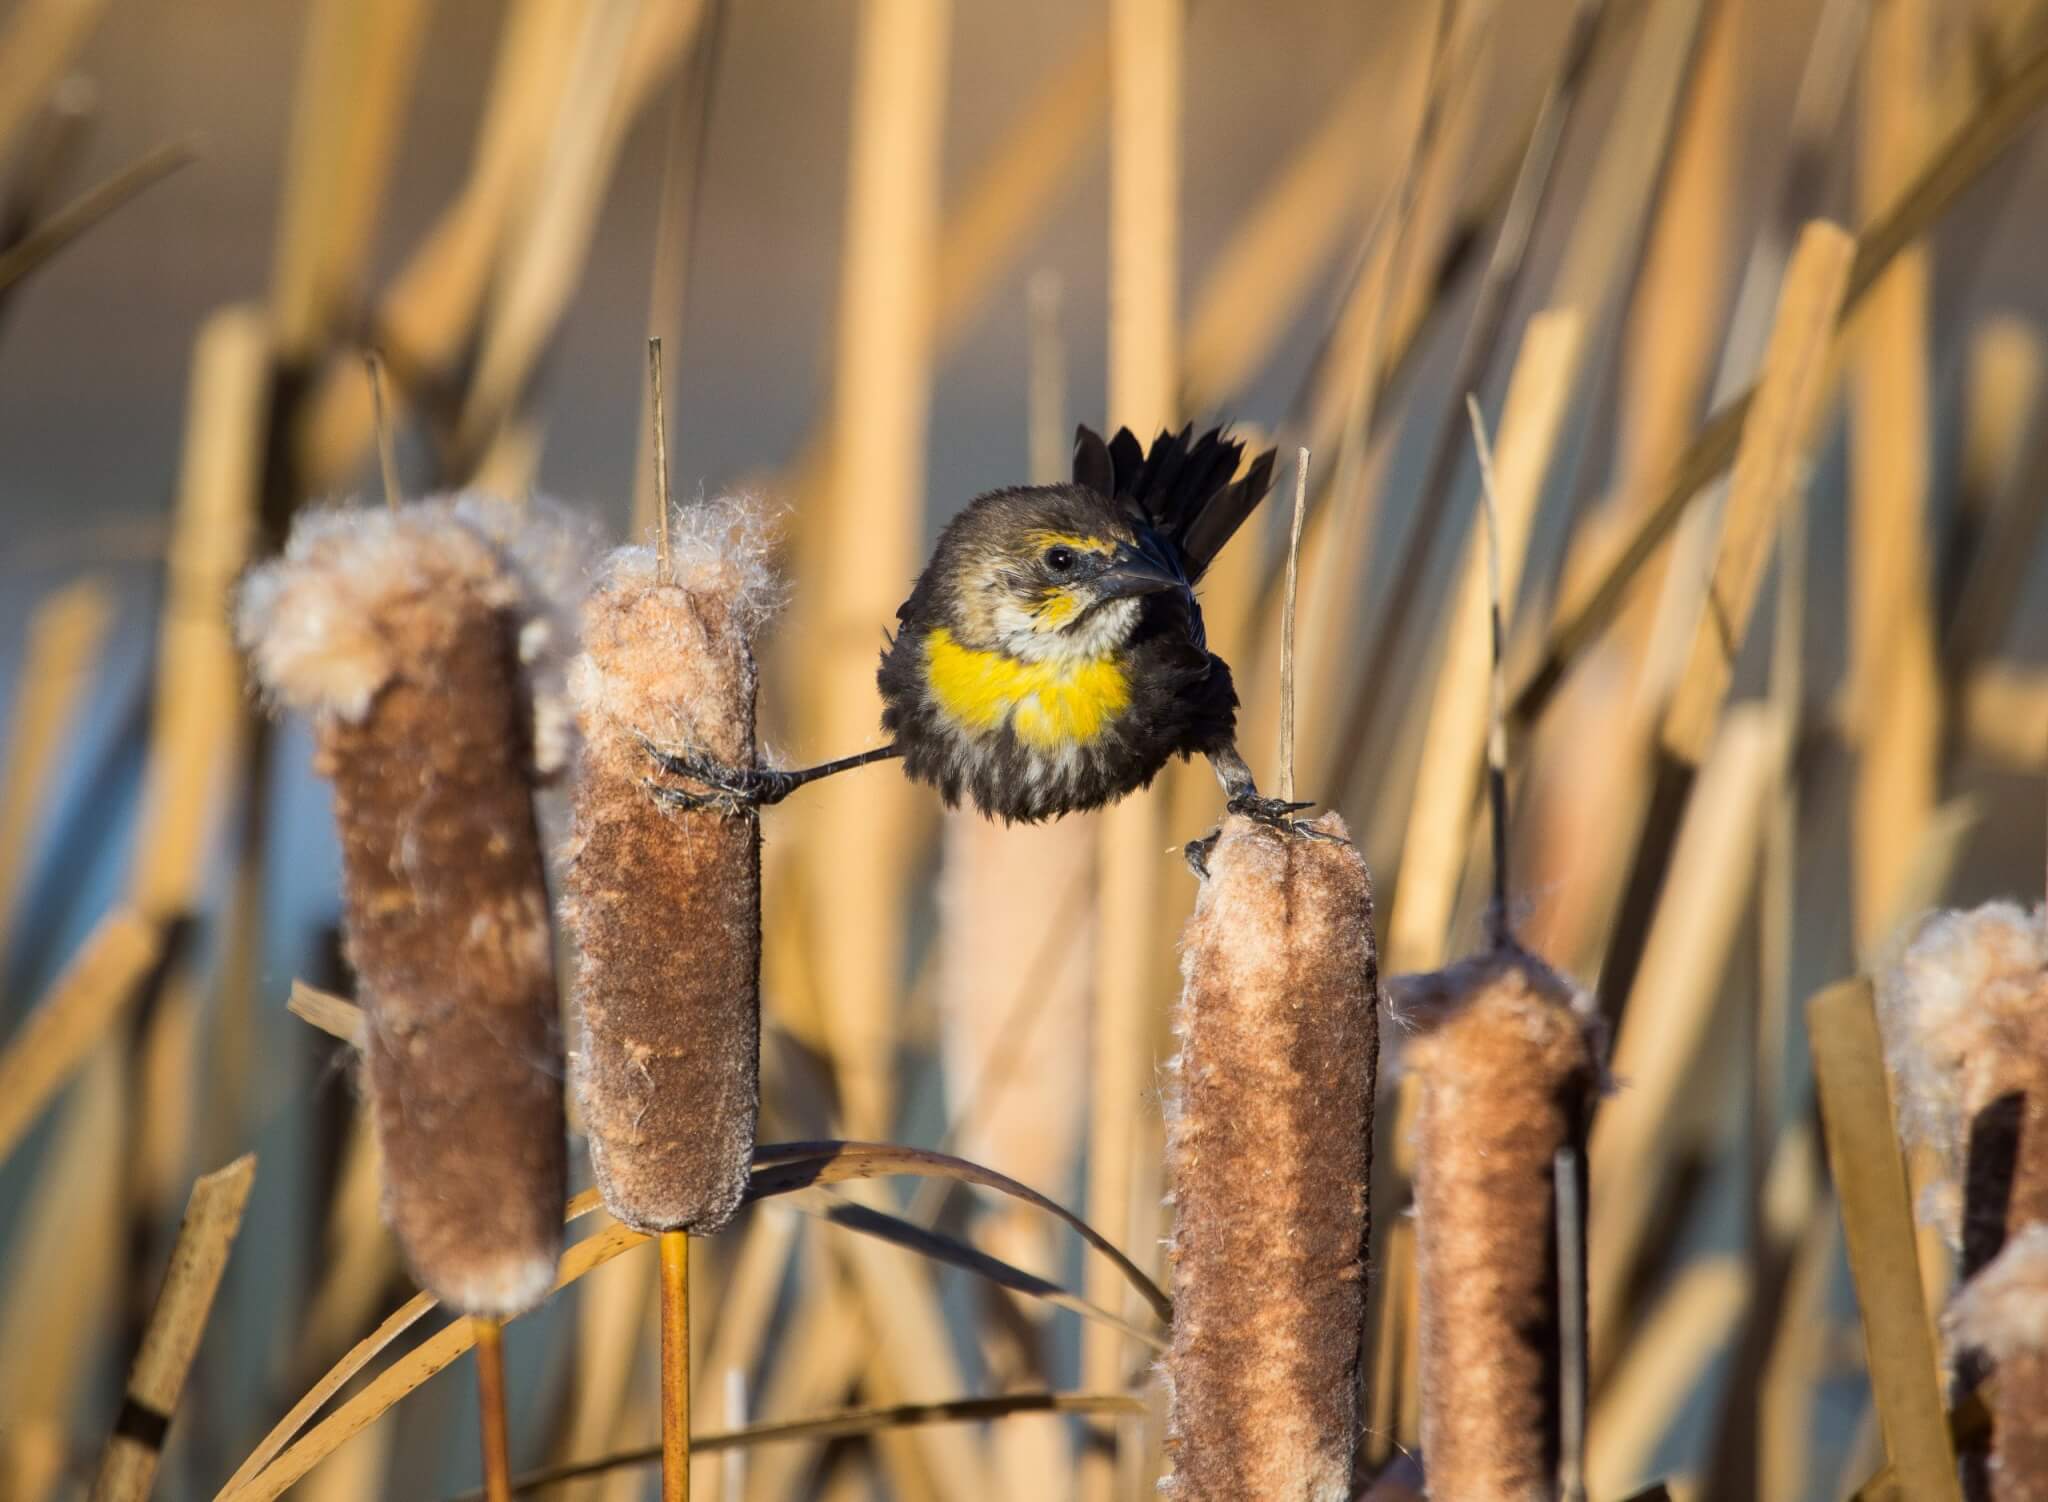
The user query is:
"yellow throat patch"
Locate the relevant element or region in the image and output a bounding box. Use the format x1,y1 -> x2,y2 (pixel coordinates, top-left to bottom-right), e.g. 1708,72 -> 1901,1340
923,627 -> 1129,750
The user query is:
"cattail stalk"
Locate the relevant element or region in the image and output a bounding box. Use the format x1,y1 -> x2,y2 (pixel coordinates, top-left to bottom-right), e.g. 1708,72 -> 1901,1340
1401,947 -> 1599,1502
239,502 -> 573,1318
1163,812 -> 1377,1500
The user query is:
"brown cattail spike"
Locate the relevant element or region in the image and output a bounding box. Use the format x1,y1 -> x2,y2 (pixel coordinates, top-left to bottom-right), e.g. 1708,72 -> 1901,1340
1878,901 -> 2048,1498
1164,811 -> 1378,1501
1401,946 -> 1600,1501
238,499 -> 580,1317
564,500 -> 775,1235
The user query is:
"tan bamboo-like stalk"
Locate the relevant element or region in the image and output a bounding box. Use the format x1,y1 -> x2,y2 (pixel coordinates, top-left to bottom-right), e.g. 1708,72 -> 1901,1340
785,7 -> 984,1496
1587,707 -> 1781,1372
0,1045 -> 126,1501
1809,978 -> 1962,1502
1403,946 -> 1601,1501
1583,1257 -> 1751,1498
0,576 -> 114,954
1162,812 -> 1376,1500
1179,34 -> 1406,413
0,0 -> 113,162
1849,0 -> 1943,951
936,266 -> 1091,1500
1386,310 -> 1580,972
293,0 -> 586,488
460,0 -> 704,450
269,0 -> 430,362
88,1156 -> 257,1502
131,306 -> 268,923
1083,3 -> 1180,1497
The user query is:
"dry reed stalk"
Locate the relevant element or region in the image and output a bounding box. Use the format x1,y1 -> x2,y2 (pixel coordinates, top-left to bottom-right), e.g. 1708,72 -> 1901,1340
0,0 -> 111,159
1963,668 -> 2048,771
460,0 -> 707,451
1588,707 -> 1781,1371
1610,0 -> 1743,554
565,516 -> 771,1233
1161,811 -> 1376,1501
1386,310 -> 1580,973
1759,1206 -> 1841,1502
88,1155 -> 256,1502
0,906 -> 158,1164
1809,977 -> 1963,1502
1947,321 -> 2048,674
551,1246 -> 657,1502
222,1216 -> 651,1502
0,1043 -> 126,1501
0,142 -> 196,299
803,0 -> 947,1142
1179,36 -> 1401,412
773,31 -> 1109,518
1658,220 -> 1852,762
131,306 -> 268,922
1084,4 -> 1180,1497
1951,319 -> 2042,611
0,575 -> 113,948
1400,945 -> 1600,1501
269,0 -> 430,361
1583,1256 -> 1750,1498
1239,5 -> 1455,790
1849,0 -> 1944,953
1516,26 -> 2048,734
238,499 -> 580,1317
632,16 -> 723,543
293,0 -> 586,488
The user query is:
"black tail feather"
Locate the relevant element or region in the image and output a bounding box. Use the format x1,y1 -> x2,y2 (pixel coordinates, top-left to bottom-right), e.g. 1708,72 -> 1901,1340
1072,422 -> 1279,581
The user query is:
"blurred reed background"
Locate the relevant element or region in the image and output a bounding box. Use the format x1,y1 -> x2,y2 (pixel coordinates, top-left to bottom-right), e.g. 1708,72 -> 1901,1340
4,0 -> 2048,1498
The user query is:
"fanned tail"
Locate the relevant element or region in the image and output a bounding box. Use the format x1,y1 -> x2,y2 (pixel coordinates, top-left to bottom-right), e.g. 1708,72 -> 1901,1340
1073,423 -> 1278,582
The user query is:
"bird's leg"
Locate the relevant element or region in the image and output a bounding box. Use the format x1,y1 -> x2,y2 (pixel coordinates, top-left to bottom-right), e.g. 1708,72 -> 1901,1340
1185,744 -> 1342,875
643,740 -> 902,813
1207,743 -> 1316,826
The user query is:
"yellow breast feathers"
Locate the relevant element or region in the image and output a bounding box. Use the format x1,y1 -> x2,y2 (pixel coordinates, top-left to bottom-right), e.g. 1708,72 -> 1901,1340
923,628 -> 1130,750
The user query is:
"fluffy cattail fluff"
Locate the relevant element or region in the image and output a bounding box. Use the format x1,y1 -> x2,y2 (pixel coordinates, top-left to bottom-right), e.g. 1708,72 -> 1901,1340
1876,902 -> 2048,1266
1878,902 -> 2048,1498
239,497 -> 588,1316
562,500 -> 777,1234
1398,945 -> 1600,1502
1163,812 -> 1378,1502
1948,1224 -> 2048,1500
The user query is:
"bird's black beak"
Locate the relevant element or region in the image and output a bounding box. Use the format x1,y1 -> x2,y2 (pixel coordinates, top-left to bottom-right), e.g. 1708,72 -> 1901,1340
1094,544 -> 1185,601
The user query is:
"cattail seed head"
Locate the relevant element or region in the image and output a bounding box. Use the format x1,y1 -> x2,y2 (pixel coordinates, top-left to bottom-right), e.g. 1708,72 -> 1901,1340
1880,902 -> 2048,1498
1163,812 -> 1378,1502
239,498 -> 586,1317
1398,945 -> 1600,1502
562,500 -> 777,1235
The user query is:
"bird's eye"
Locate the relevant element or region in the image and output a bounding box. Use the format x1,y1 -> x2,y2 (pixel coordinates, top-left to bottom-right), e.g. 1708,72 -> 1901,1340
1044,546 -> 1076,573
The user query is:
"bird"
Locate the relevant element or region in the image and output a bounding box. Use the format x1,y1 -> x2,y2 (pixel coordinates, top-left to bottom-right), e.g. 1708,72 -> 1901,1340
647,422 -> 1315,830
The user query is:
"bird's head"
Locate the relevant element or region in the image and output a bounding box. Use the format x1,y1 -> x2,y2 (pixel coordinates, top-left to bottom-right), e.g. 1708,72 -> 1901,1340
937,488 -> 1188,662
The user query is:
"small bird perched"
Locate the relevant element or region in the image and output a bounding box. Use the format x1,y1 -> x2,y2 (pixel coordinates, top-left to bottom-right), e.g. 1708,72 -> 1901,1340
650,423 -> 1311,827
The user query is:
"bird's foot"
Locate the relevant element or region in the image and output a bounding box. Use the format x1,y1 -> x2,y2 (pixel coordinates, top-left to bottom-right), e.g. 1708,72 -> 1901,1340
642,741 -> 794,813
1226,793 -> 1317,828
1184,796 -> 1343,876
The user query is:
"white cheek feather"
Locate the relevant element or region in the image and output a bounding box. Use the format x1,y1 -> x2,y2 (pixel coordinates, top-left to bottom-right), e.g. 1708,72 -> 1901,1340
995,594 -> 1142,662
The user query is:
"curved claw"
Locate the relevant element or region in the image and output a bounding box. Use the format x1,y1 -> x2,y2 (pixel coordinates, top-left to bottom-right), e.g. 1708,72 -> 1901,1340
640,737 -> 788,812
1222,794 -> 1347,844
